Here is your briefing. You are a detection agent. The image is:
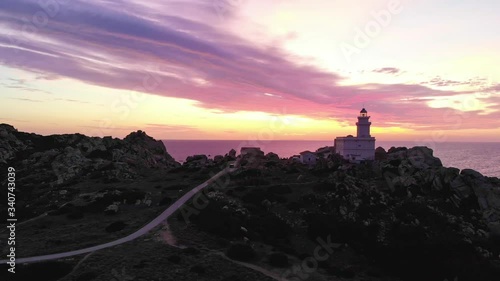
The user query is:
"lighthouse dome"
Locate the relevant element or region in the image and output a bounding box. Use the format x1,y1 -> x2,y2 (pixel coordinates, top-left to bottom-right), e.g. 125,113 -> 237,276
360,108 -> 367,113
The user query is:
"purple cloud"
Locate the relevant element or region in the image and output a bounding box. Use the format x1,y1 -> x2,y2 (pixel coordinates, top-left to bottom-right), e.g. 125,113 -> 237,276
0,0 -> 498,130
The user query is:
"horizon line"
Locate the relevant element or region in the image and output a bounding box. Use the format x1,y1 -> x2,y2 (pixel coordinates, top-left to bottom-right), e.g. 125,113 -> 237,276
161,139 -> 500,143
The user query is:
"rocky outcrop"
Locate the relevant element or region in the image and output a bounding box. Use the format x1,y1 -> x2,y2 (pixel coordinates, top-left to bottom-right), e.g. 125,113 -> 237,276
213,155 -> 224,164
177,145 -> 500,280
265,152 -> 280,161
375,148 -> 500,249
374,146 -> 387,160
226,149 -> 236,158
183,154 -> 210,169
452,169 -> 500,236
121,130 -> 177,168
0,124 -> 179,186
295,147 -> 500,279
386,146 -> 442,169
0,124 -> 27,164
377,146 -> 500,236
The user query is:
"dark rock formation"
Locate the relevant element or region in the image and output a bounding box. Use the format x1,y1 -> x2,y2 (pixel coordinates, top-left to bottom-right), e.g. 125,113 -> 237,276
213,155 -> 224,163
374,146 -> 387,160
377,147 -> 500,237
121,130 -> 178,168
184,154 -> 209,168
188,145 -> 499,280
305,146 -> 500,280
226,149 -> 236,159
386,146 -> 442,169
453,169 -> 500,236
265,152 -> 280,161
0,124 -> 179,187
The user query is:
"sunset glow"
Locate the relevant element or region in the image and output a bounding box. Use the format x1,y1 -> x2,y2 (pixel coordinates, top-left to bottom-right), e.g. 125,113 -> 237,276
0,0 -> 499,141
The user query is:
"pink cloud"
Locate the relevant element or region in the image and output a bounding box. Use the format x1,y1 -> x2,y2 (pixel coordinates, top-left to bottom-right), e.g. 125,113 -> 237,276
0,0 -> 498,131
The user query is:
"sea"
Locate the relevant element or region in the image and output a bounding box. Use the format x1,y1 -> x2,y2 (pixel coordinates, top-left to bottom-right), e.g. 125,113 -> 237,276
162,140 -> 500,178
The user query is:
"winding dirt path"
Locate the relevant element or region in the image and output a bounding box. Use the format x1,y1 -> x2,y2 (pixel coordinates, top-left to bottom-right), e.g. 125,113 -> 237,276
1,167 -> 234,265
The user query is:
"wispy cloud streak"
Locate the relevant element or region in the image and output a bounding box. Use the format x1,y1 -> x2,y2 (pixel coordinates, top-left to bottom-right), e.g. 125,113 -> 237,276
0,0 -> 498,130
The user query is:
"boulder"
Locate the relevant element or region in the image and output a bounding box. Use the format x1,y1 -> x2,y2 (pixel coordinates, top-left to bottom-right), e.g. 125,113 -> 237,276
451,174 -> 474,199
213,155 -> 224,163
104,203 -> 119,214
121,130 -> 178,168
375,146 -> 387,160
265,152 -> 280,161
387,146 -> 407,154
460,169 -> 500,236
444,168 -> 500,236
387,146 -> 442,170
52,147 -> 91,184
0,124 -> 27,164
227,149 -> 236,158
184,154 -> 208,168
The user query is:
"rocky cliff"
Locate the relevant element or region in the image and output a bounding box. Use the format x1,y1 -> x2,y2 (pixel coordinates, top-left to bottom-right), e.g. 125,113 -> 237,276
183,146 -> 500,280
375,146 -> 500,237
0,124 -> 179,187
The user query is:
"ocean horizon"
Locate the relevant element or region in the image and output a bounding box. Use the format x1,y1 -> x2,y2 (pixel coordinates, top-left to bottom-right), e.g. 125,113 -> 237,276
163,140 -> 500,178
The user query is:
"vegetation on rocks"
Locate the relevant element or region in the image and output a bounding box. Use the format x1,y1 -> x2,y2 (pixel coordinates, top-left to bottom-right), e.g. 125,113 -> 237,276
1,123 -> 499,281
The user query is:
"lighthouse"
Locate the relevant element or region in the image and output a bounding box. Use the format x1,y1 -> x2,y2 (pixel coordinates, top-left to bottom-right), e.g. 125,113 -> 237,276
356,108 -> 371,138
334,108 -> 376,162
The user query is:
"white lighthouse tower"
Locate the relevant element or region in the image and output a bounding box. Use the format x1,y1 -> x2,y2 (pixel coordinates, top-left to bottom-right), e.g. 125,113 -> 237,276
334,108 -> 376,162
356,108 -> 371,138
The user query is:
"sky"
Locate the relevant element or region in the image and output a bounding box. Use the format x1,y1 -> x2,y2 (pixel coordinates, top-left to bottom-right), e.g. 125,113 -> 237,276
0,0 -> 499,142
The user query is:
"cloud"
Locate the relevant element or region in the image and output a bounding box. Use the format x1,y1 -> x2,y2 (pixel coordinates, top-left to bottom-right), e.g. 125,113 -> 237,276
485,83 -> 500,92
52,98 -> 92,104
144,123 -> 202,133
9,97 -> 43,102
1,84 -> 52,95
421,76 -> 495,88
0,0 -> 498,131
372,67 -> 401,74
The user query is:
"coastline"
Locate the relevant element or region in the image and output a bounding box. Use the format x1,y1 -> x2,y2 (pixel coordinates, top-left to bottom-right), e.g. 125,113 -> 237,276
163,140 -> 500,178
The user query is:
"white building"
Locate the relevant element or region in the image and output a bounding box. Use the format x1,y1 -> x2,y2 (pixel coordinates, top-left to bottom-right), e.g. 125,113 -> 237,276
299,150 -> 317,165
334,108 -> 376,162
